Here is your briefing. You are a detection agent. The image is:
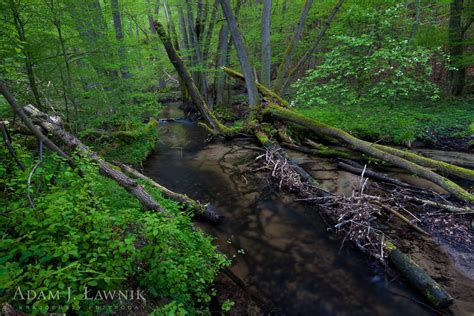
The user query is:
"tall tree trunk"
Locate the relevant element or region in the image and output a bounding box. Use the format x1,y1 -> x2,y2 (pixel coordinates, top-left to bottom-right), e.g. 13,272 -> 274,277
203,0 -> 219,61
274,0 -> 313,93
281,0 -> 344,95
261,0 -> 272,87
215,23 -> 230,104
154,21 -> 228,134
185,0 -> 211,106
449,0 -> 466,95
219,0 -> 259,107
111,0 -> 130,79
8,0 -> 43,109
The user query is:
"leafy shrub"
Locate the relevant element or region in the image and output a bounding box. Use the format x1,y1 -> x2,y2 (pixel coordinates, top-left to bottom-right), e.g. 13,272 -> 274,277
293,5 -> 442,107
0,141 -> 228,314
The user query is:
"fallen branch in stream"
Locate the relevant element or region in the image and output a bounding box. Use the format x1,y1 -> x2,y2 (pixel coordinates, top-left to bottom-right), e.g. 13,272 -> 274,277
23,104 -> 223,223
115,162 -> 223,223
258,146 -> 454,308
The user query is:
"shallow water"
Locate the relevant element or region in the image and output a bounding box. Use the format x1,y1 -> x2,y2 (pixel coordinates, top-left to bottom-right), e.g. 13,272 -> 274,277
143,104 -> 434,315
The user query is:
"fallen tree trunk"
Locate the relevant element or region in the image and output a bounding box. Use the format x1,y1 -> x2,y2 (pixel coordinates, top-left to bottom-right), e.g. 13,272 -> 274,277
116,162 -> 223,223
154,20 -> 230,135
373,144 -> 474,181
384,240 -> 453,308
337,160 -> 413,188
264,104 -> 474,204
24,104 -> 167,213
223,67 -> 289,107
23,104 -> 223,222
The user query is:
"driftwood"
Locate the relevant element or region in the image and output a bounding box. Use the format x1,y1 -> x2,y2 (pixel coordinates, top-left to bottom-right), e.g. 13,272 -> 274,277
116,162 -> 223,223
374,201 -> 429,235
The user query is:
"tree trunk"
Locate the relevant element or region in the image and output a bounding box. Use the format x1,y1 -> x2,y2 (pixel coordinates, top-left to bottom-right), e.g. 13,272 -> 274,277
185,0 -> 211,105
111,0 -> 130,79
0,81 -> 79,173
282,0 -> 344,95
9,0 -> 43,109
219,0 -> 259,108
154,20 -> 229,134
215,24 -> 230,105
260,0 -> 272,87
274,0 -> 313,92
116,162 -> 223,222
449,0 -> 466,95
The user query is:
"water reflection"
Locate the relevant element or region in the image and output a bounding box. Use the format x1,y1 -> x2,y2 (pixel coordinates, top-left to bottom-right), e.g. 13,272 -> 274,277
143,113 -> 434,315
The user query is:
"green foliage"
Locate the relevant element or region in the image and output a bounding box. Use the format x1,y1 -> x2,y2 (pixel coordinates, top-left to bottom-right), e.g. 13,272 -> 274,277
293,5 -> 442,107
0,141 -> 229,314
296,99 -> 474,144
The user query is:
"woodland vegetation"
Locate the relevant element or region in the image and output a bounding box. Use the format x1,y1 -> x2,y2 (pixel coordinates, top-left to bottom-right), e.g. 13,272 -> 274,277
0,0 -> 473,314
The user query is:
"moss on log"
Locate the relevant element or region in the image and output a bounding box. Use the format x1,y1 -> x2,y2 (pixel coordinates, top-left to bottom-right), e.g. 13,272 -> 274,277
264,104 -> 474,204
223,67 -> 289,107
384,241 -> 453,308
373,144 -> 474,181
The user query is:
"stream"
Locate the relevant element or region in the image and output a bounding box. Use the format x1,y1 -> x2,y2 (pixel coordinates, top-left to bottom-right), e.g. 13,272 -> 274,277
143,102 -> 434,315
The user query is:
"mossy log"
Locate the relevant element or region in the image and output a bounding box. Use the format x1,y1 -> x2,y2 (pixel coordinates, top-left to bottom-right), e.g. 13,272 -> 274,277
222,66 -> 289,107
24,104 -> 167,213
384,240 -> 453,308
373,144 -> 474,181
116,162 -> 223,223
264,104 -> 474,204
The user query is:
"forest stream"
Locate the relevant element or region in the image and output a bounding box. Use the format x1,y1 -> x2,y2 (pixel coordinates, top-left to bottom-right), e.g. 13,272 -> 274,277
142,101 -> 438,315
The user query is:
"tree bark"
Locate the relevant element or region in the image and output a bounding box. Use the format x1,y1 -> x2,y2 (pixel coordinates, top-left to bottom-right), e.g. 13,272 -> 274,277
282,0 -> 344,95
260,0 -> 272,87
154,20 -> 229,134
111,0 -> 130,79
219,0 -> 259,108
449,0 -> 466,95
116,162 -> 223,223
264,104 -> 474,204
0,81 -> 79,173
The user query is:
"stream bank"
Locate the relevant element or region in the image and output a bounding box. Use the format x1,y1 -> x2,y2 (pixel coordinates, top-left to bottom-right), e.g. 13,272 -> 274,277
143,101 -> 474,315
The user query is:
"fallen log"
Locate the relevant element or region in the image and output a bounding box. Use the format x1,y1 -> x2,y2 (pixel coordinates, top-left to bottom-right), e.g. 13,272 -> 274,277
24,104 -> 167,213
374,144 -> 474,181
384,240 -> 453,308
337,160 -> 413,188
154,20 -> 230,135
116,162 -> 223,223
282,141 -> 356,159
222,67 -> 289,107
263,104 -> 474,204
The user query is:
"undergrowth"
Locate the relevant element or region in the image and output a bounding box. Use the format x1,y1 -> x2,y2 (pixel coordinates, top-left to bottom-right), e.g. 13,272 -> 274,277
295,99 -> 474,145
0,139 -> 229,314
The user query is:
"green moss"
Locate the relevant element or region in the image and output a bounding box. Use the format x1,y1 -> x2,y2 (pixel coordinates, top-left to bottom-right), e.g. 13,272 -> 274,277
295,99 -> 474,145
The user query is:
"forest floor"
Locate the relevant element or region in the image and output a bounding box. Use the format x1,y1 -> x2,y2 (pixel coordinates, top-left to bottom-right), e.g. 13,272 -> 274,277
295,98 -> 474,151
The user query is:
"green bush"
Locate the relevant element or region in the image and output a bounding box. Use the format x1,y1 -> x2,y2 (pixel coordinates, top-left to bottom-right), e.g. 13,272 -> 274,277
0,141 -> 228,314
293,5 -> 442,108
